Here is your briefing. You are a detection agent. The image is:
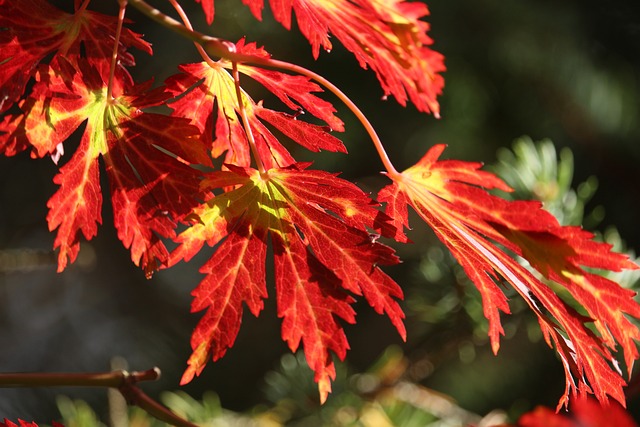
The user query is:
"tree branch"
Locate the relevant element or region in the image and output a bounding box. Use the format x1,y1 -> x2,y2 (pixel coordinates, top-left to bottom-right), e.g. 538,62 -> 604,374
0,368 -> 199,427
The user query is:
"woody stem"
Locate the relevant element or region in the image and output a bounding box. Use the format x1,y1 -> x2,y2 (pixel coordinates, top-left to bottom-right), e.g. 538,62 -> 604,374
0,368 -> 198,427
0,369 -> 155,388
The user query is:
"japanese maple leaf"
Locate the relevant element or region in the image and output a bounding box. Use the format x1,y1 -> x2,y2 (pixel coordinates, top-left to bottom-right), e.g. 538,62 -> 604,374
515,399 -> 638,427
166,39 -> 345,170
379,144 -> 640,408
5,57 -> 209,275
195,0 -> 215,24
228,0 -> 445,115
0,0 -> 150,116
1,421 -> 64,427
170,163 -> 404,402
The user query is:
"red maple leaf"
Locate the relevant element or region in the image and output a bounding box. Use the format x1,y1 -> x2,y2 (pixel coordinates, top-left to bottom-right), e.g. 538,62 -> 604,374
515,398 -> 638,427
165,39 -> 345,170
4,57 -> 208,275
0,422 -> 64,427
195,0 -> 216,24
170,163 -> 404,402
0,0 -> 150,116
379,144 -> 640,408
233,0 -> 445,115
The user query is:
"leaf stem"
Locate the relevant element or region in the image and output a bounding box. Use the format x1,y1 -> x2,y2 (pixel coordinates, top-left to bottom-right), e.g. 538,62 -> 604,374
0,368 -> 198,427
127,0 -> 237,58
167,0 -> 218,68
106,0 -> 128,102
232,62 -> 267,175
145,0 -> 264,173
126,0 -> 400,177
262,58 -> 401,178
76,0 -> 91,13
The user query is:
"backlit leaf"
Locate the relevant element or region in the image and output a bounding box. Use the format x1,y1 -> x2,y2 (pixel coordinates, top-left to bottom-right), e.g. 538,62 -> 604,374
195,0 -> 215,24
239,0 -> 445,114
5,57 -> 205,275
166,39 -> 345,170
380,144 -> 640,408
171,163 -> 404,402
0,0 -> 150,116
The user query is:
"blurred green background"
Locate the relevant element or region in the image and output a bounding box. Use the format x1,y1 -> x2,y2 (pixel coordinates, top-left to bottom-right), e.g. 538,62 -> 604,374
1,0 -> 639,424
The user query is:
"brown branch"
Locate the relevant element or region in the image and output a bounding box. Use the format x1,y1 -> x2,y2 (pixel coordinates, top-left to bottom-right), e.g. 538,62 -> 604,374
126,0 -> 239,60
0,368 -> 199,427
120,385 -> 200,427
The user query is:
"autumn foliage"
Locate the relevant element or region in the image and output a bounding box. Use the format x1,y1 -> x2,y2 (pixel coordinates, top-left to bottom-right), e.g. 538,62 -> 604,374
1,0 -> 638,416
0,421 -> 63,427
513,398 -> 638,427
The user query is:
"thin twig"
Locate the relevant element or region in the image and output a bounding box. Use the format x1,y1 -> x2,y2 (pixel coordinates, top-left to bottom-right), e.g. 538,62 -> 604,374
256,58 -> 401,178
167,0 -> 218,67
0,368 -> 198,427
121,385 -> 200,427
0,369 -> 156,388
127,0 -> 237,59
126,0 -> 400,176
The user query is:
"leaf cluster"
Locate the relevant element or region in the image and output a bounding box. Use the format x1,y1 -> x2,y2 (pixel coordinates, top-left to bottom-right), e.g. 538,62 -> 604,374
1,0 -> 639,418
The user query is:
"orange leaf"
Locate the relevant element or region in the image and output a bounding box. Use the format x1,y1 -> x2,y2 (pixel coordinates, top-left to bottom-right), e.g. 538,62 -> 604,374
195,0 -> 215,24
9,58 -> 206,275
0,421 -> 64,427
171,163 -> 403,401
240,0 -> 445,114
0,0 -> 150,116
165,39 -> 345,170
380,144 -> 640,408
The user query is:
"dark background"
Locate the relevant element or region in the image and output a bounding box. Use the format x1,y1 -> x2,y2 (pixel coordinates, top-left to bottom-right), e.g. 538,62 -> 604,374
1,0 -> 639,422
